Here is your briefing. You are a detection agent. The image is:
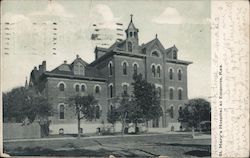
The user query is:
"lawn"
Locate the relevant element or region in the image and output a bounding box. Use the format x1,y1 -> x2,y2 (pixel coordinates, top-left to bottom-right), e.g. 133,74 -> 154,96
4,133 -> 211,157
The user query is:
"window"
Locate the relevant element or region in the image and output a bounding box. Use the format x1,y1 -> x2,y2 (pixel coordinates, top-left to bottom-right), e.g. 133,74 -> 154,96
59,83 -> 65,91
128,42 -> 132,52
169,68 -> 173,80
75,85 -> 79,92
75,63 -> 85,75
157,66 -> 161,77
95,86 -> 100,94
169,88 -> 174,100
152,65 -> 156,77
123,62 -> 127,75
81,84 -> 86,92
173,51 -> 177,59
109,62 -> 113,76
178,69 -> 182,80
123,85 -> 128,94
130,32 -> 133,37
134,32 -> 137,37
59,104 -> 64,119
170,106 -> 174,118
133,64 -> 138,75
95,106 -> 100,119
152,51 -> 159,57
109,85 -> 113,98
178,89 -> 182,100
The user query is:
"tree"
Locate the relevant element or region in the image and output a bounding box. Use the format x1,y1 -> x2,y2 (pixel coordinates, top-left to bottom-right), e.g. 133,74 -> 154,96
132,74 -> 163,128
178,98 -> 211,131
69,95 -> 97,138
107,107 -> 119,130
3,86 -> 53,137
115,93 -> 141,134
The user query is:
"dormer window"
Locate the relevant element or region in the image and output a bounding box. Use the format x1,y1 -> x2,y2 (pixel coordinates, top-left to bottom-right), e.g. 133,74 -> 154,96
74,62 -> 85,75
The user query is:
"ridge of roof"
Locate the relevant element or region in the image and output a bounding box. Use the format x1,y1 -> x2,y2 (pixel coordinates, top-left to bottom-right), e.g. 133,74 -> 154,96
141,37 -> 165,50
70,57 -> 89,66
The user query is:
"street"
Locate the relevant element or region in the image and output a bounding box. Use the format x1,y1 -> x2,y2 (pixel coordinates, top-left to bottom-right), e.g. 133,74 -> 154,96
4,133 -> 211,157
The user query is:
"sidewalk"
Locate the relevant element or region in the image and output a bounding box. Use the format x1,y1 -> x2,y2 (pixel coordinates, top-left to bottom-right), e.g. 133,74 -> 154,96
4,130 -> 210,143
3,132 -> 168,143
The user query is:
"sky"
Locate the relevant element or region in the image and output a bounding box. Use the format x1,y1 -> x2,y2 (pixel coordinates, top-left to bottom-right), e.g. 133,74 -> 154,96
1,0 -> 211,99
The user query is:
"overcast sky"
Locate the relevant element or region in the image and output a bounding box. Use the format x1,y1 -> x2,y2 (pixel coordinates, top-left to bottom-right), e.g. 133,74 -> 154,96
1,0 -> 211,99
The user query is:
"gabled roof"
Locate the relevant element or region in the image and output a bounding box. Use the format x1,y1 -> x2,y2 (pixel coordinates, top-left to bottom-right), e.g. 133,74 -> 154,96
141,37 -> 165,51
48,56 -> 105,81
165,45 -> 178,53
71,57 -> 88,66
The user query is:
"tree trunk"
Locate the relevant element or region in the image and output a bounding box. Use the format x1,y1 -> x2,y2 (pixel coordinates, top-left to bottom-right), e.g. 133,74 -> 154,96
146,119 -> 149,132
192,126 -> 195,138
121,112 -> 127,136
77,111 -> 81,139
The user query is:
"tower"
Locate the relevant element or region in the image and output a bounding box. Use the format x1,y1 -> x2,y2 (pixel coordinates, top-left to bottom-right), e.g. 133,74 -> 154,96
125,14 -> 139,53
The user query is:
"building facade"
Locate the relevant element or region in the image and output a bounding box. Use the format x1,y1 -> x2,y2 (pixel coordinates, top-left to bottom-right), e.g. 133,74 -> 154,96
29,16 -> 192,134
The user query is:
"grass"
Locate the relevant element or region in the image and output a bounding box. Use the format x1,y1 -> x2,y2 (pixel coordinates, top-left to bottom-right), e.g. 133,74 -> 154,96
4,133 -> 211,157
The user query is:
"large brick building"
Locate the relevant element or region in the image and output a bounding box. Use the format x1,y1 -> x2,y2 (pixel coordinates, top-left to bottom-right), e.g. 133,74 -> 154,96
29,16 -> 192,134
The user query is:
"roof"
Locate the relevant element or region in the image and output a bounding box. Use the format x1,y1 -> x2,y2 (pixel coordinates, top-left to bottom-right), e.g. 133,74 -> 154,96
43,72 -> 106,82
166,59 -> 193,65
49,57 -> 106,81
141,37 -> 165,51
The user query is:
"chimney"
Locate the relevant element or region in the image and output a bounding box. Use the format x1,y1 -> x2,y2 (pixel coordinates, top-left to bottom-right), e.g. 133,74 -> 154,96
42,61 -> 46,72
64,60 -> 67,64
76,54 -> 79,58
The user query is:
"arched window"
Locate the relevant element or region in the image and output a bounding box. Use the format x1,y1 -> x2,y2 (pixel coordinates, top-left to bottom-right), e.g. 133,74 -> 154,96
169,88 -> 174,100
169,68 -> 173,80
157,66 -> 161,77
81,84 -> 86,92
178,89 -> 182,100
75,85 -> 80,92
123,62 -> 127,75
133,64 -> 138,75
128,42 -> 132,52
123,85 -> 128,94
95,85 -> 100,94
109,62 -> 113,76
170,106 -> 174,118
129,32 -> 133,37
134,32 -> 137,37
109,85 -> 113,98
178,69 -> 182,80
173,51 -> 177,59
152,65 -> 156,77
59,104 -> 65,119
95,106 -> 100,119
59,83 -> 65,91
151,51 -> 160,57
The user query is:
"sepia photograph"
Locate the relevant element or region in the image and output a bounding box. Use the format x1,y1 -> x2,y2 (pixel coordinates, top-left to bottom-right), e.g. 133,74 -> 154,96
1,0 -> 228,157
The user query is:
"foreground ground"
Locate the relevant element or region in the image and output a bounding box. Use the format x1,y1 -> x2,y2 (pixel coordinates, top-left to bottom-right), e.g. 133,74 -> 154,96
4,133 -> 211,158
